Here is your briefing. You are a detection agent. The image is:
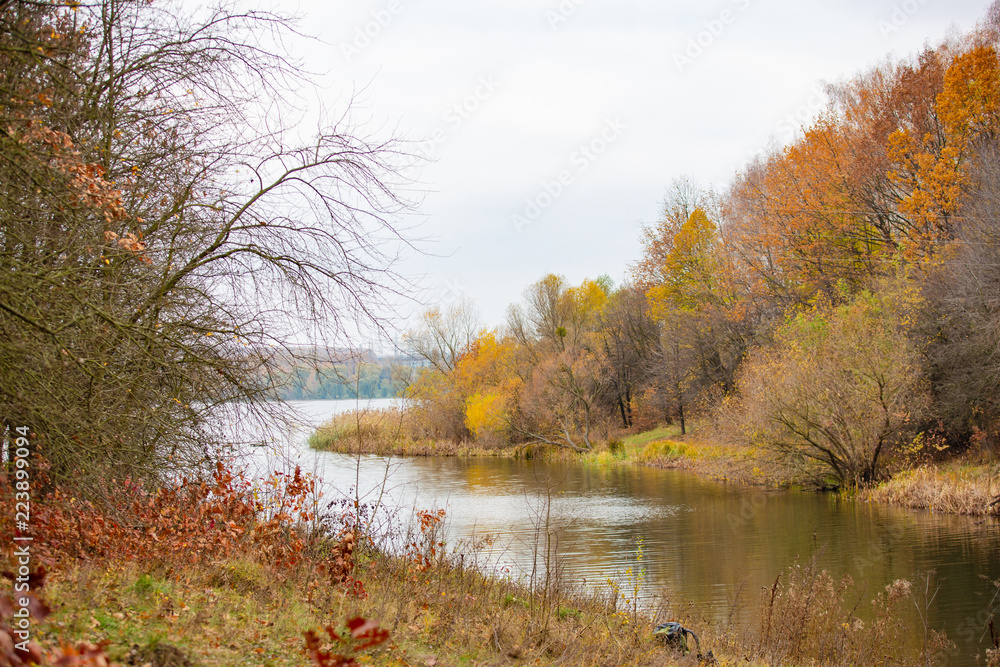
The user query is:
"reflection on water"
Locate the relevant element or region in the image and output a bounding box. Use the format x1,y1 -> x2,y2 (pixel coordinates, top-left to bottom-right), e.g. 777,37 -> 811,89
237,401 -> 1000,665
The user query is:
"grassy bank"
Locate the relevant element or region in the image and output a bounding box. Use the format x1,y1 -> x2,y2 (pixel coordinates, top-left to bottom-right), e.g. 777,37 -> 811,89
8,487 -> 979,667
589,427 -> 1000,517
28,538 -> 974,667
863,462 -> 1000,516
36,545 -> 689,666
577,426 -> 785,487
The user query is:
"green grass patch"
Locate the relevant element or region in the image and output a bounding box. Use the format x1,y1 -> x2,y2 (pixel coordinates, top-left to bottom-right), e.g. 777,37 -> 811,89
636,439 -> 695,462
622,425 -> 682,448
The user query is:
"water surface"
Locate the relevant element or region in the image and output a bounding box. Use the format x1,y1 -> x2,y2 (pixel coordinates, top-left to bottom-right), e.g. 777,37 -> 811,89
241,400 -> 1000,665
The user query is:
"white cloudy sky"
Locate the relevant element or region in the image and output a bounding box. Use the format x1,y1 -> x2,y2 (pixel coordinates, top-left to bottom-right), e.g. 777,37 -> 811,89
285,0 -> 991,334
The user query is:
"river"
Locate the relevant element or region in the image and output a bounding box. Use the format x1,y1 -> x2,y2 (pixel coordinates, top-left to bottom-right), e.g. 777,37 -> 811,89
236,400 -> 1000,665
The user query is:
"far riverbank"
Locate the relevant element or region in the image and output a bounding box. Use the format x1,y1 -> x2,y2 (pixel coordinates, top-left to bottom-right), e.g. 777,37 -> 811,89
308,406 -> 1000,518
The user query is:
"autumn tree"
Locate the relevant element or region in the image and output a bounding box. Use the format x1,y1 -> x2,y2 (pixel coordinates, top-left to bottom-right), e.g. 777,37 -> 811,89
506,273 -> 575,354
732,283 -> 929,487
456,331 -> 521,446
633,177 -> 718,290
0,1 -> 414,490
501,275 -> 614,450
887,41 -> 1000,256
638,204 -> 761,430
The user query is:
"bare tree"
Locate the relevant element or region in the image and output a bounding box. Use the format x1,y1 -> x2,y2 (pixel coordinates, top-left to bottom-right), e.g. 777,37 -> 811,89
402,297 -> 481,374
921,142 -> 1000,451
595,284 -> 657,429
0,0 -> 415,490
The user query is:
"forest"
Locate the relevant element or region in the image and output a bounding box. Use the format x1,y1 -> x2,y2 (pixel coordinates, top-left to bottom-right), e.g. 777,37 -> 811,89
400,9 -> 1000,489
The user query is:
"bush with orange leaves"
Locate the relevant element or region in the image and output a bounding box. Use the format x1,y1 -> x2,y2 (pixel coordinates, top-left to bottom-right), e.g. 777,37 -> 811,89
0,460 -> 361,588
0,460 -> 371,666
9,463 -> 302,570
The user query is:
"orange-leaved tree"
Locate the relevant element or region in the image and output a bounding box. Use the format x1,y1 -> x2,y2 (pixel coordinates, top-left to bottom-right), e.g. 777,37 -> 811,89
888,44 -> 1000,256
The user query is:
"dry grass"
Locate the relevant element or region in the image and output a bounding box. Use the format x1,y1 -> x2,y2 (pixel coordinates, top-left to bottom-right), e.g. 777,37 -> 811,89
35,524 -> 956,667
705,554 -> 953,667
308,408 -> 511,457
29,516 -> 718,667
864,463 -> 1000,516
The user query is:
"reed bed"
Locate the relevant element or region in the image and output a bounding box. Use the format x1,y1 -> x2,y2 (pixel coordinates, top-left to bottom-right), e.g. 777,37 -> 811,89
864,463 -> 1000,516
308,407 -> 507,457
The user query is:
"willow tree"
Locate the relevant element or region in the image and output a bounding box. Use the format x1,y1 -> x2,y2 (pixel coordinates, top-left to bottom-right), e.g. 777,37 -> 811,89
0,0 -> 414,490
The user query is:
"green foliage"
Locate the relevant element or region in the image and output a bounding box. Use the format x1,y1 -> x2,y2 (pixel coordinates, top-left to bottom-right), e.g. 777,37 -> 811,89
132,574 -> 159,596
733,281 -> 929,486
622,426 -> 681,447
557,605 -> 582,621
502,593 -> 528,609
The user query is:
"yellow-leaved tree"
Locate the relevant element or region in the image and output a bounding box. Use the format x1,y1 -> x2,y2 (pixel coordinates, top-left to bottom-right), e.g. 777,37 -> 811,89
457,331 -> 521,446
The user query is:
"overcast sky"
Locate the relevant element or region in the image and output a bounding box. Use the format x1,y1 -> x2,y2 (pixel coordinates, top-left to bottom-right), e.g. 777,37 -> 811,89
286,0 -> 991,337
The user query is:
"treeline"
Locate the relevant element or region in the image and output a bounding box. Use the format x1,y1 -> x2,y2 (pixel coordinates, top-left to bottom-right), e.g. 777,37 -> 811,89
404,6 -> 1000,487
269,363 -> 404,400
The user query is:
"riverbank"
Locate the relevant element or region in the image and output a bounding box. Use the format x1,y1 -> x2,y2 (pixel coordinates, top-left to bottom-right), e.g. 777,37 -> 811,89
584,428 -> 1000,517
862,462 -> 1000,516
34,543 -> 688,666
309,410 -> 1000,518
4,465 -> 704,666
308,407 -> 513,457
7,474 -> 973,667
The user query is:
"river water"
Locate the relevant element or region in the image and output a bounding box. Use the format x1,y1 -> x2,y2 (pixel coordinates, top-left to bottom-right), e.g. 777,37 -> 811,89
237,400 -> 1000,665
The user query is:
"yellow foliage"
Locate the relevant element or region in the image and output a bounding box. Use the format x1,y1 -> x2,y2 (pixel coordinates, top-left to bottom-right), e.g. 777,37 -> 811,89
465,391 -> 508,440
566,278 -> 608,319
646,208 -> 718,317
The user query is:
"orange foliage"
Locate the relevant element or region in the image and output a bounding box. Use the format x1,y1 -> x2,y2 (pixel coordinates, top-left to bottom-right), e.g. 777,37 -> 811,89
724,40 -> 1000,299
889,45 -> 1000,255
404,509 -> 447,573
303,617 -> 390,667
0,462 -> 366,585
